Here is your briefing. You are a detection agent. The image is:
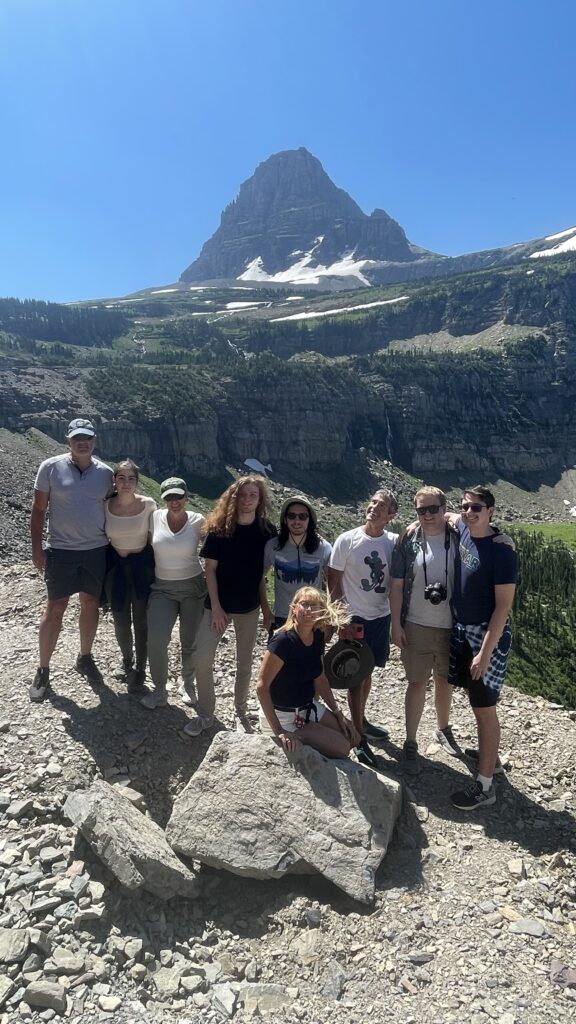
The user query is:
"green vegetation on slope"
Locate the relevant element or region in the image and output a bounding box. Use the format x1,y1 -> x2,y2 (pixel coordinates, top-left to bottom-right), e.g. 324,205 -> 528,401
508,530 -> 576,708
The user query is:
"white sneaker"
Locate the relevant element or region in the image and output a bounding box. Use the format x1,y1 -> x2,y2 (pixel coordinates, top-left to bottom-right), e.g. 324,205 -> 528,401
140,690 -> 168,709
178,682 -> 197,706
435,726 -> 463,757
183,714 -> 214,737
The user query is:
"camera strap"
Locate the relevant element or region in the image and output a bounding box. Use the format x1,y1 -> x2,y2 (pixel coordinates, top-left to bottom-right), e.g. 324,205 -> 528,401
421,526 -> 450,590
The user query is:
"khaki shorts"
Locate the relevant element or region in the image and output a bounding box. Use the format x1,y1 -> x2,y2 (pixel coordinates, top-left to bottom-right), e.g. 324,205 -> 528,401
401,621 -> 451,681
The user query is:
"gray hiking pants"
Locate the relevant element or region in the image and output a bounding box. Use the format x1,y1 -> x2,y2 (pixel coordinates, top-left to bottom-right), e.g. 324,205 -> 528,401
147,575 -> 207,695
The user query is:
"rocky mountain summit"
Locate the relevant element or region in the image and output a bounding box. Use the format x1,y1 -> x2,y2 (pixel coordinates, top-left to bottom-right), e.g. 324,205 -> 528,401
179,148 -> 576,290
1,566 -> 575,1023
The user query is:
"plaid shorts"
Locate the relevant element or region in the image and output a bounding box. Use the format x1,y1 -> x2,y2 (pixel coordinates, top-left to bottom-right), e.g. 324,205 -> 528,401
449,621 -> 512,707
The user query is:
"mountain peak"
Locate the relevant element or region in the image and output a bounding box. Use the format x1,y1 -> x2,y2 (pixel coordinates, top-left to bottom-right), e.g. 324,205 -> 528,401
180,148 -> 414,287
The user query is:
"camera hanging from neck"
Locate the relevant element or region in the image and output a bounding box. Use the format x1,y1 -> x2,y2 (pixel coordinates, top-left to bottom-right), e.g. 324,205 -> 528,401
421,525 -> 450,596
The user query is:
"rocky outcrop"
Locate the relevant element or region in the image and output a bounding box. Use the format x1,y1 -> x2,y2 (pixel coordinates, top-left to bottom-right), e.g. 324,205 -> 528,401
64,781 -> 197,899
180,148 -> 417,283
166,733 -> 402,904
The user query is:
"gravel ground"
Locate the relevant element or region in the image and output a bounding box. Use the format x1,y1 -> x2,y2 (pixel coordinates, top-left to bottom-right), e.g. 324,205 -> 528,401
1,563 -> 575,1023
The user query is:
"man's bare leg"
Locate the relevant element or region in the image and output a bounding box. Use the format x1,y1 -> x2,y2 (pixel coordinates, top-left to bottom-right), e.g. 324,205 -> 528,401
39,597 -> 69,667
405,679 -> 427,742
347,675 -> 371,734
433,673 -> 452,731
473,705 -> 500,779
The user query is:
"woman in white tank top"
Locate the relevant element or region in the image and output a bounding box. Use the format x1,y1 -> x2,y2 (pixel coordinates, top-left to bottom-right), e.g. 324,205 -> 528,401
104,460 -> 156,692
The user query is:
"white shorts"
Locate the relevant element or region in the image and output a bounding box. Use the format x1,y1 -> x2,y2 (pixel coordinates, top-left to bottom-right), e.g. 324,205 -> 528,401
259,700 -> 327,735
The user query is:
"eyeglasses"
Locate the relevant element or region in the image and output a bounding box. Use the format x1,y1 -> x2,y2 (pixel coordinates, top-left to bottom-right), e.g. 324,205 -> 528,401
416,504 -> 442,516
460,502 -> 487,513
164,493 -> 184,501
286,512 -> 309,521
70,435 -> 93,442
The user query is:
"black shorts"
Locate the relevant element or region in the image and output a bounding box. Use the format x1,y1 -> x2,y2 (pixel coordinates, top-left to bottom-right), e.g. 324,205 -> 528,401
44,546 -> 108,601
351,614 -> 391,668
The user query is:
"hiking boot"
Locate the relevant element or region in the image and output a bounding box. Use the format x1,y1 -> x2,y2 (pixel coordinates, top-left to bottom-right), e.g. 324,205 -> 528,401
402,739 -> 422,775
140,689 -> 168,709
29,667 -> 50,703
451,779 -> 496,810
355,737 -> 379,769
463,748 -> 506,775
362,718 -> 389,741
178,681 -> 197,707
435,725 -> 463,757
183,714 -> 214,738
126,668 -> 146,693
75,654 -> 104,686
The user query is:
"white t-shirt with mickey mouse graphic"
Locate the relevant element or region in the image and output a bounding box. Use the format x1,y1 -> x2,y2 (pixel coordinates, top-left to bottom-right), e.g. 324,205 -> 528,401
329,526 -> 397,620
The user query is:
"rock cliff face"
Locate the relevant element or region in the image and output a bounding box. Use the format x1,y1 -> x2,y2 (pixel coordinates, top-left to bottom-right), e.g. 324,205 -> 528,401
2,335 -> 576,495
180,148 -> 417,284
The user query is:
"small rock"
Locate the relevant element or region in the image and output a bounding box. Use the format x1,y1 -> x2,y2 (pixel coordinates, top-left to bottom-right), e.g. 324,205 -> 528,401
321,959 -> 347,999
98,995 -> 122,1011
0,926 -> 30,964
240,983 -> 291,1015
212,982 -> 237,1018
23,981 -> 67,1015
509,918 -> 547,937
6,798 -> 34,820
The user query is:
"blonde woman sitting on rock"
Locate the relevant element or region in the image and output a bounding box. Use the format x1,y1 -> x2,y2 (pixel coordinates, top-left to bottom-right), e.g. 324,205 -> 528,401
257,587 -> 360,758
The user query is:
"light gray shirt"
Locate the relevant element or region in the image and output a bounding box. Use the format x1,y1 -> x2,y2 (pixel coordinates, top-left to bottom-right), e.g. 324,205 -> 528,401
34,454 -> 113,551
264,536 -> 332,618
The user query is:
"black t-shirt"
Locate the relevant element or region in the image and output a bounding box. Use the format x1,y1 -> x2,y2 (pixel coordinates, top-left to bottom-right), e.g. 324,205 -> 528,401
452,523 -> 517,624
267,628 -> 325,708
201,518 -> 276,614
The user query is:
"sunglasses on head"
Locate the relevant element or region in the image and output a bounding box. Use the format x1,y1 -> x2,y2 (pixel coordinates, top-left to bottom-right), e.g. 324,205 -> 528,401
416,504 -> 442,516
460,502 -> 486,512
286,511 -> 309,520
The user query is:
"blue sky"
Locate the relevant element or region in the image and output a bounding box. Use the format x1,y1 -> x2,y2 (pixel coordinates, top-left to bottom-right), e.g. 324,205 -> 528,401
0,0 -> 574,302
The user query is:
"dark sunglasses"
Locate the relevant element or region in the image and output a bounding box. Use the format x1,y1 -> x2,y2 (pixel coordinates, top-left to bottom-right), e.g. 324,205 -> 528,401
460,502 -> 486,512
416,504 -> 442,516
286,511 -> 309,521
164,493 -> 184,501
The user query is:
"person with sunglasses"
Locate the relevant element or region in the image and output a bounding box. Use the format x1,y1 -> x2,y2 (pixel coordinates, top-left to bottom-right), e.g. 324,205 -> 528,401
140,477 -> 207,709
390,487 -> 460,775
448,486 -> 517,810
261,495 -> 332,633
257,587 -> 359,757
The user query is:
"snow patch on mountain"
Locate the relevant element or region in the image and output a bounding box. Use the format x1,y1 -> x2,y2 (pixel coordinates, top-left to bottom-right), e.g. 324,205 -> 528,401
529,228 -> 576,259
271,295 -> 409,322
238,250 -> 391,287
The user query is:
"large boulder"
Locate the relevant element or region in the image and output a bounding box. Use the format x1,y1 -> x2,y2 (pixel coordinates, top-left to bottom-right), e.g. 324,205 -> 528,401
64,780 -> 197,900
166,733 -> 401,903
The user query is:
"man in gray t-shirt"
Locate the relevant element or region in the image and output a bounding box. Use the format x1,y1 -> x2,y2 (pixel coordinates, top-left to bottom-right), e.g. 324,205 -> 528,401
29,417 -> 113,702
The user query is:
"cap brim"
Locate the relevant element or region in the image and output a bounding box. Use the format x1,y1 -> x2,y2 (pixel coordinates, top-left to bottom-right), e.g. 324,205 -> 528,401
67,430 -> 95,438
162,490 -> 186,498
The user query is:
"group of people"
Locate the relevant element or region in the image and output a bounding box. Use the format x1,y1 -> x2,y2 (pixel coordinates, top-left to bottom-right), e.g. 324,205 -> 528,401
29,416 -> 517,811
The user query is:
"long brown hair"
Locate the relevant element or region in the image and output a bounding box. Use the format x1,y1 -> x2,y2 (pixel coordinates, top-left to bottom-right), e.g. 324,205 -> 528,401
205,475 -> 272,537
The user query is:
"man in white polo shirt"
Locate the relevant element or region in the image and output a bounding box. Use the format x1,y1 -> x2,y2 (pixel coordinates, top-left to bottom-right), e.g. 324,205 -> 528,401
29,417 -> 113,701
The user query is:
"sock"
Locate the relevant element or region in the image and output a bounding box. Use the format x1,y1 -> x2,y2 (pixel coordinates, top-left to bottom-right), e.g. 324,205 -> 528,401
477,773 -> 493,792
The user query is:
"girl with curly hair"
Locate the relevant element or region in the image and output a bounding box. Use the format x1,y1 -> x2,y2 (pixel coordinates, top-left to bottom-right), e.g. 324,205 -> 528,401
183,475 -> 276,737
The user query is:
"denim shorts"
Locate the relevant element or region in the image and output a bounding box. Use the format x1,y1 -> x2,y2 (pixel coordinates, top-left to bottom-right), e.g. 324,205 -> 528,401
351,614 -> 391,668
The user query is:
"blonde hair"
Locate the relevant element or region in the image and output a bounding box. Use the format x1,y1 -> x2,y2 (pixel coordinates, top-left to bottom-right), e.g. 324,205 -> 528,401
205,475 -> 271,537
414,485 -> 446,506
282,586 -> 350,634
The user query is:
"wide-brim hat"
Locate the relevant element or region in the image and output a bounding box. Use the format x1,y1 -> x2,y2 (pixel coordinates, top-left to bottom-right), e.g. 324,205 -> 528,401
324,639 -> 375,691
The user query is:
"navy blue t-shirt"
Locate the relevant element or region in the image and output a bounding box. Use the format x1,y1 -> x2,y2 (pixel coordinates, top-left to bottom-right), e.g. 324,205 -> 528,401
452,522 -> 517,625
267,628 -> 324,708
